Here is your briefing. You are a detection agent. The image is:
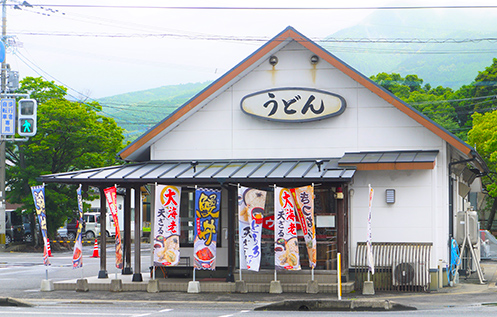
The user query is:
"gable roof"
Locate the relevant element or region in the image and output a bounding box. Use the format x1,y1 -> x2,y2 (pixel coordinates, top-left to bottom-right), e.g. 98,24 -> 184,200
118,26 -> 484,170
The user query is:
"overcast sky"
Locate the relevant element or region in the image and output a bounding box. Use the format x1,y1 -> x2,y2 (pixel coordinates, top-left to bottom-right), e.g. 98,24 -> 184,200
5,0 -> 496,99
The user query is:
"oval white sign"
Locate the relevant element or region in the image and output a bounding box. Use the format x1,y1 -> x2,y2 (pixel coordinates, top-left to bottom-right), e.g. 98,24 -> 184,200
240,88 -> 346,122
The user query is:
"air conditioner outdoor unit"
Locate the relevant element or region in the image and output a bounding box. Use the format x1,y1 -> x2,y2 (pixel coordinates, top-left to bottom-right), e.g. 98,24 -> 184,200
392,261 -> 429,286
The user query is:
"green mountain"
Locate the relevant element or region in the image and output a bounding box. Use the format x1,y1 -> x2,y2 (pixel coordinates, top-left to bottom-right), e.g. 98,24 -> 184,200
99,5 -> 497,142
321,6 -> 497,89
98,81 -> 210,140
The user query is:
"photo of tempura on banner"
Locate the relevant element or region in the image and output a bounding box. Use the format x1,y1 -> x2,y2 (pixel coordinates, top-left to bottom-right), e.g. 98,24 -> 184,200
238,186 -> 266,272
274,187 -> 300,271
30,185 -> 50,266
194,188 -> 220,270
291,185 -> 317,268
154,185 -> 181,266
103,186 -> 123,269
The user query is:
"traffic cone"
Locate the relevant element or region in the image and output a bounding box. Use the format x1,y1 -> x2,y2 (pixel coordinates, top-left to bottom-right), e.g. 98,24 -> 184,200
90,238 -> 99,258
47,238 -> 53,257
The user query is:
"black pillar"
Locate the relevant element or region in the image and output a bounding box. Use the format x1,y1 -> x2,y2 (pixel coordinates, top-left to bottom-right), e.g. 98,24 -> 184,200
132,185 -> 143,282
98,187 -> 108,278
122,187 -> 133,275
226,186 -> 236,282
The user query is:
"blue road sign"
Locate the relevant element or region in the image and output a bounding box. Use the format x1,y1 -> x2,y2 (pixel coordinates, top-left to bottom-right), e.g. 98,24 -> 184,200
1,99 -> 15,135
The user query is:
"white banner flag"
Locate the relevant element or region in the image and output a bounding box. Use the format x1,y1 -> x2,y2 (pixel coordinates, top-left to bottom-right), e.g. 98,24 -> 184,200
238,187 -> 266,272
291,185 -> 316,269
274,187 -> 300,271
366,184 -> 375,275
154,185 -> 181,266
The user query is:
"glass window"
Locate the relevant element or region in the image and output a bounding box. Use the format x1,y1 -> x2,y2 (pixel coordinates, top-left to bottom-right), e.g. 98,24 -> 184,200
237,186 -> 339,270
180,190 -> 195,246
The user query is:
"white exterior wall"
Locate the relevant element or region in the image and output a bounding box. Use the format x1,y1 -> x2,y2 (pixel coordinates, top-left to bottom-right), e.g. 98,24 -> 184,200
152,42 -> 443,160
349,163 -> 450,269
149,40 -> 455,269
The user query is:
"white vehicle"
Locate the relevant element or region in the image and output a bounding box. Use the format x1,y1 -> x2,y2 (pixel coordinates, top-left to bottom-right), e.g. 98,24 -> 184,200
83,212 -> 115,239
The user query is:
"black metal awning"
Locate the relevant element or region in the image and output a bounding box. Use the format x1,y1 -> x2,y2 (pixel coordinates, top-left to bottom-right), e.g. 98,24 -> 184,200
338,150 -> 439,165
38,158 -> 355,187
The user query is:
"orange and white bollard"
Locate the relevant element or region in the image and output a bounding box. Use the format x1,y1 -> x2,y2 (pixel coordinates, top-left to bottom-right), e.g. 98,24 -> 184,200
47,238 -> 53,257
90,238 -> 99,258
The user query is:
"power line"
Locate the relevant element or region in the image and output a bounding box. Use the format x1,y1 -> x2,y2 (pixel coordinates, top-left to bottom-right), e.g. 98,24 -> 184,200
11,31 -> 497,44
11,4 -> 497,10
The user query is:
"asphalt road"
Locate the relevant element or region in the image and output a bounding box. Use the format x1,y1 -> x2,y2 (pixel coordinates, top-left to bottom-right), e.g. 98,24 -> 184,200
2,244 -> 497,316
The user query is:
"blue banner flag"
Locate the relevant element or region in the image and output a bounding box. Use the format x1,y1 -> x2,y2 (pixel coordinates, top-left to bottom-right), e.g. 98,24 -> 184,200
193,187 -> 220,270
31,185 -> 50,266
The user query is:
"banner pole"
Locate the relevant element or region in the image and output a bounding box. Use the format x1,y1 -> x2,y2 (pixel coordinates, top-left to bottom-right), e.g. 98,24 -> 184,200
273,184 -> 277,282
238,183 -> 242,282
152,182 -> 157,281
338,252 -> 342,300
45,268 -> 48,280
312,183 -> 315,282
193,268 -> 196,282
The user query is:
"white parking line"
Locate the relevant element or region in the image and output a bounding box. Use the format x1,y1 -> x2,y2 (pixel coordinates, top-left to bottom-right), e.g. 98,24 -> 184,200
218,311 -> 250,317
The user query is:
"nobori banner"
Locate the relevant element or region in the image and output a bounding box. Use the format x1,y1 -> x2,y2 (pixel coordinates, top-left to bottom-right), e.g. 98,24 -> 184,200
241,88 -> 346,122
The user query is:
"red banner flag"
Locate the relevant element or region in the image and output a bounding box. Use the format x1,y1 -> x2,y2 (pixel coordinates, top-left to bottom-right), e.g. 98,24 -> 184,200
104,186 -> 123,269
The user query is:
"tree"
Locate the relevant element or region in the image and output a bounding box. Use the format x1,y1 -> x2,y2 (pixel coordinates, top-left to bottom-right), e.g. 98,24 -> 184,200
7,77 -> 126,238
468,110 -> 497,230
370,72 -> 460,137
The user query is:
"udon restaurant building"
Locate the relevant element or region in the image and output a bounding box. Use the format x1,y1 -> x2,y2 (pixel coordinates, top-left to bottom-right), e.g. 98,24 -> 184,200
40,26 -> 488,292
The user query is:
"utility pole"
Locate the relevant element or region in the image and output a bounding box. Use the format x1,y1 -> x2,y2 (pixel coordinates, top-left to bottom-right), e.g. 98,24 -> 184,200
0,0 -> 7,251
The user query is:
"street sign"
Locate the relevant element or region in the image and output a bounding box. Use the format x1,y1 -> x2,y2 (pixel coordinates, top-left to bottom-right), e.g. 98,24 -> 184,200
0,98 -> 16,135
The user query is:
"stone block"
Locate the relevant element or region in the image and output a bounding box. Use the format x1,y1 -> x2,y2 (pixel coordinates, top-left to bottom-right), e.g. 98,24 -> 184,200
362,281 -> 375,295
187,281 -> 200,293
110,279 -> 123,292
269,280 -> 282,294
235,280 -> 248,293
40,279 -> 54,292
147,279 -> 160,293
76,279 -> 89,292
306,280 -> 319,294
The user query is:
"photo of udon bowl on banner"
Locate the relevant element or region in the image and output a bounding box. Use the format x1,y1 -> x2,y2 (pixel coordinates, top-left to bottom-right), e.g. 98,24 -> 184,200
238,186 -> 267,272
274,187 -> 301,271
154,185 -> 181,266
291,185 -> 316,268
194,187 -> 220,270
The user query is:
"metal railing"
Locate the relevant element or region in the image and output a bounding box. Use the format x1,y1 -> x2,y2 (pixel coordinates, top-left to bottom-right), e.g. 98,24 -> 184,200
355,242 -> 432,292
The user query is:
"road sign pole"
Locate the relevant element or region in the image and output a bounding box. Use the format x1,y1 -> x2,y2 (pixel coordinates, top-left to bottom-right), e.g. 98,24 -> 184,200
0,0 -> 7,251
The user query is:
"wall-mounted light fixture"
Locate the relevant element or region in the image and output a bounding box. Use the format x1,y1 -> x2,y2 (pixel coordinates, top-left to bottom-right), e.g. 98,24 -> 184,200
191,160 -> 198,173
386,189 -> 395,204
310,55 -> 319,65
269,55 -> 278,66
315,159 -> 323,172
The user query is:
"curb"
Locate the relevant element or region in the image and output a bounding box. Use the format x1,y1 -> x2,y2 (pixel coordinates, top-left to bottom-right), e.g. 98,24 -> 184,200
0,297 -> 33,307
254,299 -> 417,311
